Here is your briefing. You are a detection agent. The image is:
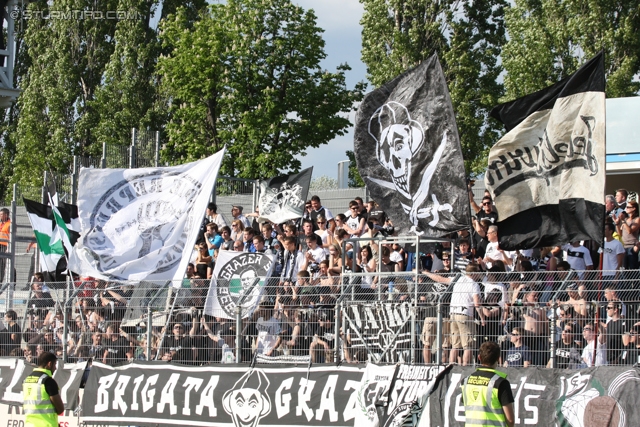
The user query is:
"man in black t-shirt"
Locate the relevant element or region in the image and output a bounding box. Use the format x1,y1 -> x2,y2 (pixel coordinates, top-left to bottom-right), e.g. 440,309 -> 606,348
606,301 -> 627,364
161,322 -> 196,364
549,322 -> 582,369
309,311 -> 335,363
102,325 -> 130,365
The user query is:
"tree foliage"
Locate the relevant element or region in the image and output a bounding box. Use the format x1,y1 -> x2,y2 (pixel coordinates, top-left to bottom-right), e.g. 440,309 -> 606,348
346,150 -> 365,187
12,0 -> 123,187
502,0 -> 640,100
6,0 -> 207,189
310,175 -> 338,191
359,0 -> 507,174
157,0 -> 365,179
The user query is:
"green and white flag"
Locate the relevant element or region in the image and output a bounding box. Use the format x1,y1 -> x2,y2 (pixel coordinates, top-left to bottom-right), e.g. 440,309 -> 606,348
24,198 -> 80,280
49,194 -> 73,255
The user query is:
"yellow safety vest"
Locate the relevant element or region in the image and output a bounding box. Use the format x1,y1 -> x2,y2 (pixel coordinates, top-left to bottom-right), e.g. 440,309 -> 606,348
23,368 -> 58,427
461,367 -> 508,427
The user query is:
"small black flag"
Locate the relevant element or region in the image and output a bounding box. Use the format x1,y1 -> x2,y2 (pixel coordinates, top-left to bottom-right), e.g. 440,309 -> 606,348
486,52 -> 606,249
257,167 -> 313,224
354,54 -> 470,236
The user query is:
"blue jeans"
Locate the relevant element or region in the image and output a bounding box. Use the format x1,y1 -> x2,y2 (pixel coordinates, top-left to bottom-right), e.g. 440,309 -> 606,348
623,247 -> 639,270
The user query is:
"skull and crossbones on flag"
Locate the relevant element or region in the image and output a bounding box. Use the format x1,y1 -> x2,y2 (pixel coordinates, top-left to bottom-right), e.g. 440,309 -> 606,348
354,54 -> 470,237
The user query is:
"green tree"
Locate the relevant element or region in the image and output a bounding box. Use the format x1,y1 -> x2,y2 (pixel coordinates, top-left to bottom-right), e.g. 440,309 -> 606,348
157,0 -> 365,179
502,0 -> 640,100
360,0 -> 506,174
13,0 -> 119,186
346,150 -> 364,187
91,0 -> 162,148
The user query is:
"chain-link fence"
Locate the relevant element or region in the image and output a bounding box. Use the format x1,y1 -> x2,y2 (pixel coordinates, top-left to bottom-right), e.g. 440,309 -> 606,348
3,268 -> 640,368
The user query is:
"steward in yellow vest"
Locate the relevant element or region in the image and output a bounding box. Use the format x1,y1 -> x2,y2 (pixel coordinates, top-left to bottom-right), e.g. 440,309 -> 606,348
23,352 -> 64,427
461,341 -> 515,427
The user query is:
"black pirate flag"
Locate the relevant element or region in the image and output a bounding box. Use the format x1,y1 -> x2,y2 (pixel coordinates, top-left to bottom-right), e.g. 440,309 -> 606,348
257,167 -> 313,224
354,54 -> 471,236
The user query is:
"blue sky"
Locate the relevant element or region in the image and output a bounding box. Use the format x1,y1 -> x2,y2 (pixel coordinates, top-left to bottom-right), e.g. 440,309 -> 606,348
293,0 -> 367,180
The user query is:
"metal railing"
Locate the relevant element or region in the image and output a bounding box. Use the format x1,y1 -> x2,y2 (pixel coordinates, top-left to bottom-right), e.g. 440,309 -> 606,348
3,268 -> 640,369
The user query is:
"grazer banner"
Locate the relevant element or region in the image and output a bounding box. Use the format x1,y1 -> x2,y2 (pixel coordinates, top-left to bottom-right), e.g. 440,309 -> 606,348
353,54 -> 470,237
0,358 -> 86,410
81,361 -> 364,427
486,52 -> 605,250
69,149 -> 225,283
203,251 -> 275,319
258,167 -> 313,224
418,365 -> 640,427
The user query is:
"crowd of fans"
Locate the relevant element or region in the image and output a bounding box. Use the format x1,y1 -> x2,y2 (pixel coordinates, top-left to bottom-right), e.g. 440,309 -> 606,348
1,188 -> 640,368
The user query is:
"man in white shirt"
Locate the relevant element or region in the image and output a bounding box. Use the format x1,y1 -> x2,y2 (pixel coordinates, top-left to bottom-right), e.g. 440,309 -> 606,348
301,235 -> 326,279
581,323 -> 607,367
254,304 -> 282,357
449,264 -> 485,366
562,241 -> 593,279
482,225 -> 512,270
207,202 -> 228,229
602,222 -> 624,279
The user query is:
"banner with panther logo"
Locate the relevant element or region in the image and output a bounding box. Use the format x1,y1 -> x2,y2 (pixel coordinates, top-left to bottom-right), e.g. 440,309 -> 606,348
353,54 -> 471,237
68,149 -> 225,283
258,167 -> 313,224
203,250 -> 275,319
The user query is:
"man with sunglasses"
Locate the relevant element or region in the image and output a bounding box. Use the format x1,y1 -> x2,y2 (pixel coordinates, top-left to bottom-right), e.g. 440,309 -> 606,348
473,195 -> 499,224
548,322 -> 582,368
504,327 -> 531,367
581,323 -> 607,367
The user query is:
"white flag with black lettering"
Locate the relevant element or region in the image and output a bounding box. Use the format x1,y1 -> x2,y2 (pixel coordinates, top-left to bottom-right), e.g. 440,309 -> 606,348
69,149 -> 225,283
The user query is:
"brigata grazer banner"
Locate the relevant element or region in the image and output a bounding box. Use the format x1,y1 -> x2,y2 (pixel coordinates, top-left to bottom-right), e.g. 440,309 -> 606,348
82,361 -> 365,427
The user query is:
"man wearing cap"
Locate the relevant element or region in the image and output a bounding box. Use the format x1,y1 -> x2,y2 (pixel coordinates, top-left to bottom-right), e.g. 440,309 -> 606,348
231,205 -> 251,228
23,352 -> 64,427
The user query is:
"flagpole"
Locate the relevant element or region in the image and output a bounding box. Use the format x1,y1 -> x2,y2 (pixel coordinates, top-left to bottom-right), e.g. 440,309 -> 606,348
594,49 -> 607,366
